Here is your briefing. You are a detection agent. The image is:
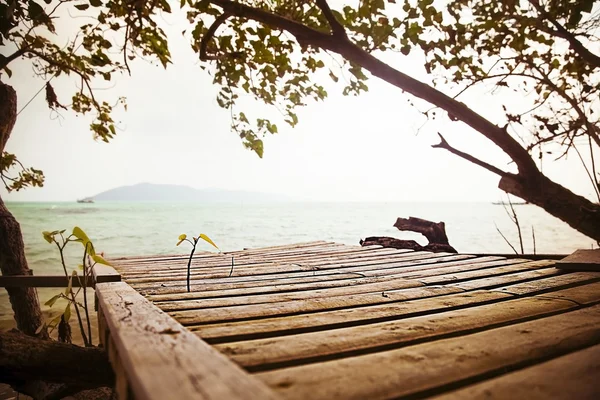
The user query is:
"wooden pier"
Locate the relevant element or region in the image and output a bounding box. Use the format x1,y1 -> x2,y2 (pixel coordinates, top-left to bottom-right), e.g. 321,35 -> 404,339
95,241 -> 600,399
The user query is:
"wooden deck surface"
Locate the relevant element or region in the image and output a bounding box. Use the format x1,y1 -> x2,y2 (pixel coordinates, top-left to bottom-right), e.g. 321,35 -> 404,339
109,241 -> 600,399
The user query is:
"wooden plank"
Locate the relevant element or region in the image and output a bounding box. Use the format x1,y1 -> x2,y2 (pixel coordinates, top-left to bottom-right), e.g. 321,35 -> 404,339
430,343 -> 600,400
116,246 -> 405,271
134,256 -> 510,295
146,257 -> 523,302
0,275 -> 94,288
193,290 -> 513,343
119,248 -> 425,278
449,268 -> 564,290
469,253 -> 567,260
197,271 -> 600,342
134,256 -> 509,294
556,249 -> 600,271
95,282 -> 278,400
256,304 -> 600,400
534,280 -> 600,304
93,264 -> 121,284
416,260 -> 556,285
155,277 -> 425,312
173,267 -> 589,326
110,241 -> 336,264
172,286 -> 463,326
491,271 -> 600,296
128,253 -> 475,285
218,296 -> 578,370
115,243 -> 353,271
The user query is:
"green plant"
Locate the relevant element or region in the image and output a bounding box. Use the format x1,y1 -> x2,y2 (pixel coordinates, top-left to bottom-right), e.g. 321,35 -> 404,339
176,233 -> 219,292
41,227 -> 111,347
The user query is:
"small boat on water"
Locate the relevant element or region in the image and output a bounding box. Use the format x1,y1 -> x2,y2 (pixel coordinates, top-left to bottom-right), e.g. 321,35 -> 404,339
77,197 -> 94,203
492,201 -> 529,205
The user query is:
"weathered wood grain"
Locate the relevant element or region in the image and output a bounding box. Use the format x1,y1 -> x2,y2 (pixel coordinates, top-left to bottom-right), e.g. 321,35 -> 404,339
219,296 -> 578,370
95,282 -> 279,400
136,256 -> 509,295
172,286 -> 462,326
256,304 -> 600,400
192,290 -> 512,342
430,343 -> 600,400
491,271 -> 600,295
156,277 -> 425,311
120,250 -> 449,282
125,253 -> 474,287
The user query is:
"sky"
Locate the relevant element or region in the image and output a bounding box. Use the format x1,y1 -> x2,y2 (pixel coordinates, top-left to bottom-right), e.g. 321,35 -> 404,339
1,5 -> 597,203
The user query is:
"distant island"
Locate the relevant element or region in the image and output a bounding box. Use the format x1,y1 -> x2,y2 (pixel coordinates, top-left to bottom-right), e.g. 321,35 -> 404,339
86,183 -> 289,203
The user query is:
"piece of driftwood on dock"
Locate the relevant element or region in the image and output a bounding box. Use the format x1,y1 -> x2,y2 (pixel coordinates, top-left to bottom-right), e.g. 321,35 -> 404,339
360,216 -> 458,253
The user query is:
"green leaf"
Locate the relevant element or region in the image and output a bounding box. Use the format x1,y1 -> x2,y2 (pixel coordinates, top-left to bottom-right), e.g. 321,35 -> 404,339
48,313 -> 62,329
45,294 -> 61,307
92,254 -> 112,266
176,233 -> 187,246
72,226 -> 96,256
78,264 -> 85,271
65,270 -> 76,295
198,234 -> 219,251
42,231 -> 53,243
63,304 -> 71,323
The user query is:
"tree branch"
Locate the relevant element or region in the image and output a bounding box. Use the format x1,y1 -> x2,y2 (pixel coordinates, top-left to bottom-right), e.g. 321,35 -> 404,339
24,49 -> 101,111
208,0 -> 540,178
200,12 -> 233,61
210,0 -> 332,47
432,132 -> 508,177
530,0 -> 600,69
315,0 -> 347,38
0,47 -> 27,71
0,330 -> 114,390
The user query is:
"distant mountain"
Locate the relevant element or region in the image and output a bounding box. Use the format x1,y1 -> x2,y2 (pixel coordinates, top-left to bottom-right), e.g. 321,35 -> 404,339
90,183 -> 289,202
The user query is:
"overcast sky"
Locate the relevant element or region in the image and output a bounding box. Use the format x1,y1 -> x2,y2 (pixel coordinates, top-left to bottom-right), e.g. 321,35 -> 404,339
2,6 -> 597,203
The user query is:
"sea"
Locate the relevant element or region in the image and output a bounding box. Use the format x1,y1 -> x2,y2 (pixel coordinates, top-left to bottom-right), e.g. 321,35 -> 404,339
1,201 -> 597,321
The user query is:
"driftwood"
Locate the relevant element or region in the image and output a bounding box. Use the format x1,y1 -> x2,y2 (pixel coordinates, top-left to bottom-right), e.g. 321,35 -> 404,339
0,330 -> 114,393
360,216 -> 458,253
393,217 -> 451,245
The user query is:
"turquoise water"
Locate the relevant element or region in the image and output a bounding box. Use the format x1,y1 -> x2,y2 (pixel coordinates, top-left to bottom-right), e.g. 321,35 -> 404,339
1,200 -> 596,321
7,201 -> 597,272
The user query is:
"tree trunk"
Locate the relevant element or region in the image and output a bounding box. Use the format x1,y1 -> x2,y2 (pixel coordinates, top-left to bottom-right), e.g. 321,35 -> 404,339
0,81 -> 47,337
0,330 -> 114,391
500,174 -> 600,242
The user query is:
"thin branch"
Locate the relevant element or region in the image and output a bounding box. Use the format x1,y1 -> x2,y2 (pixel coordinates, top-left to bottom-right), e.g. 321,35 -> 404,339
315,0 -> 347,38
24,49 -> 102,111
530,0 -> 600,69
123,24 -> 131,76
573,142 -> 600,201
432,132 -> 508,177
495,222 -> 519,254
503,195 -> 524,254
